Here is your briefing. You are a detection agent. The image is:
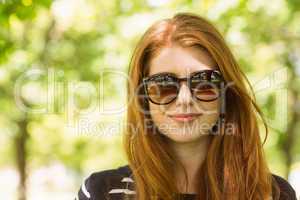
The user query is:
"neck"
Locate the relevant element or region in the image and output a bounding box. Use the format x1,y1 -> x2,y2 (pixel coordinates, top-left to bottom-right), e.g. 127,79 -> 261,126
168,135 -> 211,194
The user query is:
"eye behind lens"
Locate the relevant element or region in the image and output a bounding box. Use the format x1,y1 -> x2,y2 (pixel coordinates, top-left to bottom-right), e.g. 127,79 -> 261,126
146,82 -> 179,105
190,81 -> 220,101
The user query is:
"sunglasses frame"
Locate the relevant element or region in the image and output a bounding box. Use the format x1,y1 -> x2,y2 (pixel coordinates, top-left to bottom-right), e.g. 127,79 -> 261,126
142,69 -> 225,105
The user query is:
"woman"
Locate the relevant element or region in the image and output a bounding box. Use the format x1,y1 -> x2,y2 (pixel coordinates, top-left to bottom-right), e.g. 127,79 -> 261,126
77,13 -> 297,200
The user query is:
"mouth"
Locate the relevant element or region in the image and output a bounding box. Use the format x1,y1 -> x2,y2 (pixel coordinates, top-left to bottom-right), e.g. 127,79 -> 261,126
167,113 -> 202,122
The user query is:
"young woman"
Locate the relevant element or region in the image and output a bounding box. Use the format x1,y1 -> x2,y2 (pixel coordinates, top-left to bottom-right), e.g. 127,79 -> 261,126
77,13 -> 297,200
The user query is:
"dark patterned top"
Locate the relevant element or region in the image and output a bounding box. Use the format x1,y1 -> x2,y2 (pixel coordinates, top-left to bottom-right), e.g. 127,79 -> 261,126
77,165 -> 297,200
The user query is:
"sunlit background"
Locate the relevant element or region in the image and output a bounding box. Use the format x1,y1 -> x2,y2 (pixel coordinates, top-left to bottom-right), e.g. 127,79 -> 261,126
0,0 -> 299,199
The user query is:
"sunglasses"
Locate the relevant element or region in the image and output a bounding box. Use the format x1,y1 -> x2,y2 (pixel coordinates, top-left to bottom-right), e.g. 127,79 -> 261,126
142,69 -> 224,105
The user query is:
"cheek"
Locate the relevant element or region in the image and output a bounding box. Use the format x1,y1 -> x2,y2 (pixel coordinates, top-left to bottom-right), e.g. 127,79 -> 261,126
195,99 -> 220,115
148,103 -> 177,134
149,103 -> 168,125
197,100 -> 221,132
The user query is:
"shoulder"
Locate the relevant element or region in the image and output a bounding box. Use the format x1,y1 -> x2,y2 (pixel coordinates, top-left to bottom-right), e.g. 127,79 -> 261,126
77,165 -> 135,200
77,168 -> 298,200
271,173 -> 297,200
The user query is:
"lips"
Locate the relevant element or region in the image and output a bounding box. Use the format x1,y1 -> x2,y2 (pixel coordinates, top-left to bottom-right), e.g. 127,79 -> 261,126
168,113 -> 202,122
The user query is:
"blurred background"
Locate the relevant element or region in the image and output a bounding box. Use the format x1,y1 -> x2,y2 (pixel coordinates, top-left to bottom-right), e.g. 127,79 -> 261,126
0,0 -> 299,199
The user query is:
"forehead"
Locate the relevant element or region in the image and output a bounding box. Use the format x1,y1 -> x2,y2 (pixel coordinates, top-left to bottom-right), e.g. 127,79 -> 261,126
148,45 -> 218,77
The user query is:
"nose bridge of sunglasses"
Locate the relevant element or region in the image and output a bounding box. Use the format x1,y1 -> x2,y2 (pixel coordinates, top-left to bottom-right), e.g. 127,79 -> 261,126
176,77 -> 189,86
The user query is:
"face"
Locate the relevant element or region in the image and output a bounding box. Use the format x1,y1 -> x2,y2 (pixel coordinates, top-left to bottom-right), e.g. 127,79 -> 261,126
146,44 -> 220,143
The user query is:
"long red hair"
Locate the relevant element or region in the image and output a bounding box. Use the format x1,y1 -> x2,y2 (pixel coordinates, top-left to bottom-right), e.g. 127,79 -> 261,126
123,12 -> 280,200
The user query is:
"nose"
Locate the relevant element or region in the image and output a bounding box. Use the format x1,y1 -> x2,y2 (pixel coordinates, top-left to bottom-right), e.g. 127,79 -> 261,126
175,82 -> 193,106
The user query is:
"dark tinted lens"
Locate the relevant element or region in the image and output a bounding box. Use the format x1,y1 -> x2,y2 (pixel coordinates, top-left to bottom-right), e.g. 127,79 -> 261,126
191,82 -> 219,101
146,77 -> 178,104
190,71 -> 220,101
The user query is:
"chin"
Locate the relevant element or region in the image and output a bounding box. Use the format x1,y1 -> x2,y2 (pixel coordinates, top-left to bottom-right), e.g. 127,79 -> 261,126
161,131 -> 208,144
